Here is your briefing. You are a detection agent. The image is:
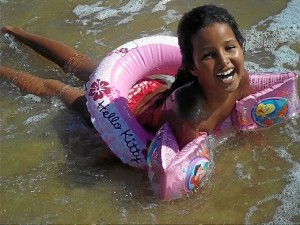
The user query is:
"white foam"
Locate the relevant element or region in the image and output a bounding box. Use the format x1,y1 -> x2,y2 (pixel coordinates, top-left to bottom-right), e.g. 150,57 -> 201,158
244,0 -> 300,73
50,97 -> 65,110
17,105 -> 32,113
274,147 -> 293,163
245,144 -> 300,224
274,46 -> 299,68
271,162 -> 300,224
0,124 -> 17,141
73,0 -> 147,25
152,0 -> 172,13
234,163 -> 251,180
73,3 -> 105,19
119,0 -> 147,13
117,15 -> 134,25
285,122 -> 300,142
244,61 -> 263,73
162,9 -> 181,25
23,113 -> 49,125
3,33 -> 23,54
244,2 -> 300,222
23,94 -> 42,103
94,8 -> 118,21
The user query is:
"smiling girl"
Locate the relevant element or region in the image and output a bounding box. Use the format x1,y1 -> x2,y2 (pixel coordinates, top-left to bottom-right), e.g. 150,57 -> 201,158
145,5 -> 250,148
0,5 -> 250,151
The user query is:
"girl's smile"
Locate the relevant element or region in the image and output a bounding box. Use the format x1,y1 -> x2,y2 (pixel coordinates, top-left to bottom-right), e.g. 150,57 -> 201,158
216,68 -> 236,84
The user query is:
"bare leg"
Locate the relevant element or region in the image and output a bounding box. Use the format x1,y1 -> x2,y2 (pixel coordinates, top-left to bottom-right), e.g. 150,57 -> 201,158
0,66 -> 89,118
0,66 -> 117,159
1,26 -> 98,82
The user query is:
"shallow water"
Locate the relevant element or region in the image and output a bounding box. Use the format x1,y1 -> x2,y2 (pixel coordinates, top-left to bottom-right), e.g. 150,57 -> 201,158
0,0 -> 300,224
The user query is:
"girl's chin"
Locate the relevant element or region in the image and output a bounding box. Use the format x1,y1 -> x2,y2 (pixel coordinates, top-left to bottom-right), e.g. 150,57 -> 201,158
218,73 -> 240,91
227,81 -> 242,94
218,73 -> 235,85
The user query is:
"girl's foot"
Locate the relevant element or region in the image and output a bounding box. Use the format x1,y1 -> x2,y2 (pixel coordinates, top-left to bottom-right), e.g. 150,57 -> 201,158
1,26 -> 25,38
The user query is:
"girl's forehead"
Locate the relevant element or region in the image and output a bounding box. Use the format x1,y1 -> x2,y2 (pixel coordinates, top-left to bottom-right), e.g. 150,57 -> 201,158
192,23 -> 236,46
198,23 -> 233,37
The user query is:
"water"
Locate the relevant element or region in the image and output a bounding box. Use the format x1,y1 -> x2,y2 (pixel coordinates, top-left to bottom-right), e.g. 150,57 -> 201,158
0,0 -> 299,224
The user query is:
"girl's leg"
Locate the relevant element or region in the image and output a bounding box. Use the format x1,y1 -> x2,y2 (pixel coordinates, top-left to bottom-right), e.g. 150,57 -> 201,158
1,26 -> 98,82
0,66 -> 116,159
0,66 -> 89,118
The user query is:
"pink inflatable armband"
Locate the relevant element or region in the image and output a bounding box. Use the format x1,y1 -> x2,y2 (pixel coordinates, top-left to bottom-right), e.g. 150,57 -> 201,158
147,123 -> 209,200
235,72 -> 300,131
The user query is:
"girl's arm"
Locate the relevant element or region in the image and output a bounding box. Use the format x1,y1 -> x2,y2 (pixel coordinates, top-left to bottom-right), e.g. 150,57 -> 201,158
164,84 -> 204,149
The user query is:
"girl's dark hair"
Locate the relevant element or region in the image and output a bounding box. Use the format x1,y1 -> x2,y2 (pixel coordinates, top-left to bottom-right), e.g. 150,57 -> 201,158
153,4 -> 245,108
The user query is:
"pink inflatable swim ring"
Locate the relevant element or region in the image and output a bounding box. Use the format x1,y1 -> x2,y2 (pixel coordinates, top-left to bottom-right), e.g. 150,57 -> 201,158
86,35 -> 300,201
86,36 -> 181,169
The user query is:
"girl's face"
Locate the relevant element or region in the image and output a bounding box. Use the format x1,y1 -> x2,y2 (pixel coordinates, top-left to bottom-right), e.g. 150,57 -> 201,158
190,23 -> 245,96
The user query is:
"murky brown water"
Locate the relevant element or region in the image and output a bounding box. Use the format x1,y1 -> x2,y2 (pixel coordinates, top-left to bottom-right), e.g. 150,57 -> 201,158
1,0 -> 299,224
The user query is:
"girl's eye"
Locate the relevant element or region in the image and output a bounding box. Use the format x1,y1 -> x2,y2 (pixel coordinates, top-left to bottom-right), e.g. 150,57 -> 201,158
226,45 -> 236,51
202,52 -> 214,60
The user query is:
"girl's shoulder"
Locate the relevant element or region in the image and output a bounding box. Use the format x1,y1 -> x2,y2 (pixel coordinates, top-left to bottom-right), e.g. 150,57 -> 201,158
175,82 -> 206,122
160,82 -> 206,129
240,69 -> 251,98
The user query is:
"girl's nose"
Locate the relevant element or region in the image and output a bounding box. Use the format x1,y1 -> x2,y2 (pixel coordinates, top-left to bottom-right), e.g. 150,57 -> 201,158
218,52 -> 229,68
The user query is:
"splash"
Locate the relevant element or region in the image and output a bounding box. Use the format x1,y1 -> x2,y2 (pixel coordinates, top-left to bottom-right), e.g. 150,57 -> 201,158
244,0 -> 300,73
152,0 -> 172,12
72,0 -> 147,26
243,1 -> 300,223
23,113 -> 49,125
161,9 -> 181,25
245,161 -> 300,225
3,33 -> 23,54
244,120 -> 300,224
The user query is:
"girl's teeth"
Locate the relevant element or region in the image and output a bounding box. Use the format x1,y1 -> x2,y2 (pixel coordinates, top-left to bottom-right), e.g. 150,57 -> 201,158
217,69 -> 233,76
222,75 -> 233,81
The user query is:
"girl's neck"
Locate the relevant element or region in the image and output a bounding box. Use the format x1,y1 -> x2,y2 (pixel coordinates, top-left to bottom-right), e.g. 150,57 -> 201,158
204,70 -> 250,111
205,91 -> 234,111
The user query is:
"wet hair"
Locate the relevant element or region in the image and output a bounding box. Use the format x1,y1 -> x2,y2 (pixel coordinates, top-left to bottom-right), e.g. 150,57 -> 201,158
175,81 -> 205,123
153,4 -> 245,108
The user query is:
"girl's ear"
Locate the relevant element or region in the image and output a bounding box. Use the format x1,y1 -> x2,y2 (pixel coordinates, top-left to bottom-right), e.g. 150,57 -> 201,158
189,66 -> 197,77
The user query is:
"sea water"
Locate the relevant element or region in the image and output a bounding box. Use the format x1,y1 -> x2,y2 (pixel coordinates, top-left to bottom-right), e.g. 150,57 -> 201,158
0,0 -> 299,224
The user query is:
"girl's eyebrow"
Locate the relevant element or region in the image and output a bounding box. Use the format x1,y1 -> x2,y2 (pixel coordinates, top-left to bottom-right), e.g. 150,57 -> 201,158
197,44 -> 214,52
198,39 -> 238,51
225,39 -> 238,44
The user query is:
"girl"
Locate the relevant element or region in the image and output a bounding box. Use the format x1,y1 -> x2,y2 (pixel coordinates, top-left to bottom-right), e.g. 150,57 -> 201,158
0,5 -> 250,151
